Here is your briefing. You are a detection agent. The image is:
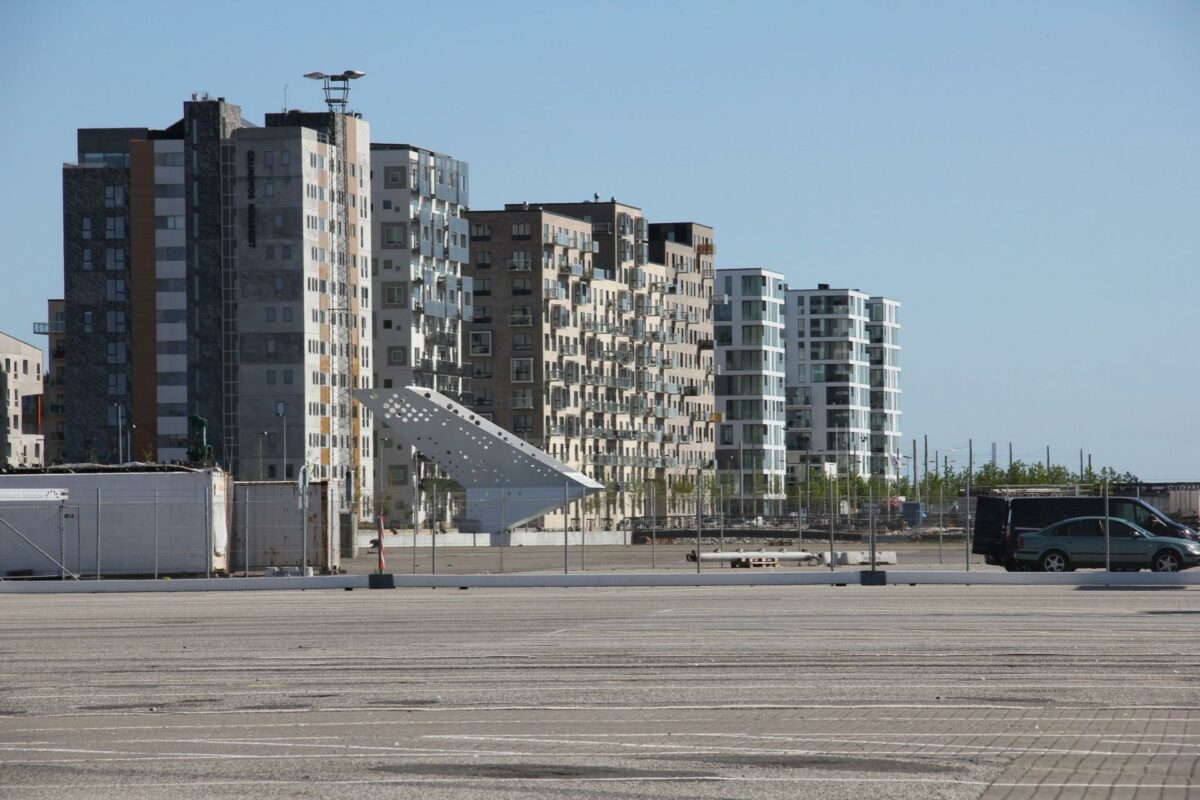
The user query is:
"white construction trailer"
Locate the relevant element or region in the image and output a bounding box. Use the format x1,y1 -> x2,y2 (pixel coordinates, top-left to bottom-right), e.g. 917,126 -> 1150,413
0,467 -> 228,578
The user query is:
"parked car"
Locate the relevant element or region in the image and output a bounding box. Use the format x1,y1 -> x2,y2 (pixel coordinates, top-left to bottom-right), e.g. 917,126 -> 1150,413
973,495 -> 1199,570
1013,516 -> 1200,572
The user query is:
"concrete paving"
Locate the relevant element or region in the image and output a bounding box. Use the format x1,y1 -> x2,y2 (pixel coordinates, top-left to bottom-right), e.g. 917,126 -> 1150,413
1,584 -> 1199,798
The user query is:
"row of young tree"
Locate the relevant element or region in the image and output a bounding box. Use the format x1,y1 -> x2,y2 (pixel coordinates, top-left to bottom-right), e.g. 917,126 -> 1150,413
374,459 -> 1141,527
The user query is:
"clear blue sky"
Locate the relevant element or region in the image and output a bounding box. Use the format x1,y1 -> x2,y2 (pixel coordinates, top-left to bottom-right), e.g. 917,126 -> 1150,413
1,0 -> 1197,479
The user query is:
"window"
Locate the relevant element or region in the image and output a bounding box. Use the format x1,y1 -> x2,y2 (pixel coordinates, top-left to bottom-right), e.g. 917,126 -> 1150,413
106,342 -> 126,364
474,278 -> 491,296
513,332 -> 533,350
381,223 -> 407,247
511,358 -> 533,382
104,185 -> 124,208
281,244 -> 292,260
82,248 -> 93,270
387,346 -> 408,366
105,310 -> 126,333
266,370 -> 277,385
383,283 -> 408,307
470,222 -> 491,239
281,149 -> 290,166
105,217 -> 125,240
282,307 -> 292,322
388,465 -> 409,484
473,304 -> 491,323
106,373 -> 127,395
512,277 -> 532,295
283,369 -> 293,385
474,388 -> 494,406
83,311 -> 93,333
105,279 -> 126,302
513,413 -> 533,434
81,217 -> 92,239
511,222 -> 531,240
509,251 -> 532,271
475,251 -> 491,268
384,166 -> 406,188
470,331 -> 492,356
473,362 -> 493,379
106,248 -> 125,270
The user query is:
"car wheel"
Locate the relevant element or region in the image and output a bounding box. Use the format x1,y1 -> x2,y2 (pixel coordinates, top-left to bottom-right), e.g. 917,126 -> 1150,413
1151,550 -> 1181,573
1041,550 -> 1070,572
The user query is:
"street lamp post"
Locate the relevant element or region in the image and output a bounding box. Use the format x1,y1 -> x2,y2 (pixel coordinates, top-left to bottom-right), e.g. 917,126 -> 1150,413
275,402 -> 287,480
257,431 -> 268,480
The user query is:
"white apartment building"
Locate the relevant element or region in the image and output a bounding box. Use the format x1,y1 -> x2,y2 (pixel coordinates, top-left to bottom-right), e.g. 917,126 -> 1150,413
370,143 -> 471,521
0,333 -> 45,468
713,269 -> 788,514
785,284 -> 902,484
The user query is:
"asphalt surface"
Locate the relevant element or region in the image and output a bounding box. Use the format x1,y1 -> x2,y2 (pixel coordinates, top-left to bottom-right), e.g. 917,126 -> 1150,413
3,582 -> 1200,798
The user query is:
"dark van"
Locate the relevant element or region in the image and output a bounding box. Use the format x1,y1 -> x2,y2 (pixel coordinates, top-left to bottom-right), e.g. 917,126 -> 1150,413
973,495 -> 1197,570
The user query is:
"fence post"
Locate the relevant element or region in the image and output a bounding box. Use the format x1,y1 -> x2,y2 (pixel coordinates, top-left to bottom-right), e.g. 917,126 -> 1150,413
154,488 -> 159,580
95,487 -> 101,581
563,481 -> 569,575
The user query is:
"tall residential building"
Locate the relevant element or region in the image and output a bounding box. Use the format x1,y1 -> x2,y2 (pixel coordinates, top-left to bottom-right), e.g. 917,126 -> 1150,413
234,109 -> 373,515
464,200 -> 715,527
784,285 -> 872,483
713,269 -> 788,514
61,97 -> 373,513
62,98 -> 244,466
0,332 -> 45,467
370,144 -> 470,520
33,300 -> 66,464
783,284 -> 902,484
866,296 -> 901,479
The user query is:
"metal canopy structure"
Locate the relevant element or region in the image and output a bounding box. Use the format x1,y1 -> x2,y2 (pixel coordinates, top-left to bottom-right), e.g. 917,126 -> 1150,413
354,386 -> 602,533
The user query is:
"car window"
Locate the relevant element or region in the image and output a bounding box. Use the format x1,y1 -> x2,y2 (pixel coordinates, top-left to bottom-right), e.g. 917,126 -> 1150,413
1057,519 -> 1098,537
1110,521 -> 1139,538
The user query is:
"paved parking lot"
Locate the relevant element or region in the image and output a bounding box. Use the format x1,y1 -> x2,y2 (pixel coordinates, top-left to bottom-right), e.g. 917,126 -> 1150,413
2,583 -> 1198,798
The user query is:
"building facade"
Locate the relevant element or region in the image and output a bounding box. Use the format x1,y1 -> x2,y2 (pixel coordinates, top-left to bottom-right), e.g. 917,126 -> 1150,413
0,333 -> 45,468
464,200 -> 716,527
233,109 -> 373,516
782,284 -> 902,487
370,144 -> 470,521
713,269 -> 788,514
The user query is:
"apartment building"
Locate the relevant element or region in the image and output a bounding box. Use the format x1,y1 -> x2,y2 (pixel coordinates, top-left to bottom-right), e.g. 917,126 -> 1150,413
866,296 -> 901,478
370,144 -> 470,521
62,98 -> 243,466
233,110 -> 373,515
464,200 -> 715,528
61,97 -> 373,513
0,332 -> 45,467
713,269 -> 788,514
782,284 -> 902,485
33,299 -> 66,464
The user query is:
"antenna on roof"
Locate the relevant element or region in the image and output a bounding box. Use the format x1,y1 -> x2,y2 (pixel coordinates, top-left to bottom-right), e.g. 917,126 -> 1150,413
282,83 -> 287,112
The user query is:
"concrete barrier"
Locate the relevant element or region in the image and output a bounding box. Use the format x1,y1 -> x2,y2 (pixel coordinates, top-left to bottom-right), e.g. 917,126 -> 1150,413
4,569 -> 1199,594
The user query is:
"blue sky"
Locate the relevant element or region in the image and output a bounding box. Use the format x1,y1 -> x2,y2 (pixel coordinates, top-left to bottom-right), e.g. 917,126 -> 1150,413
1,0 -> 1197,478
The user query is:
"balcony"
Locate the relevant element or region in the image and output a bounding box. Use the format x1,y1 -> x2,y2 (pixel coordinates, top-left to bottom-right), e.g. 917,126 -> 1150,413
509,313 -> 533,326
509,397 -> 535,409
33,321 -> 64,335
